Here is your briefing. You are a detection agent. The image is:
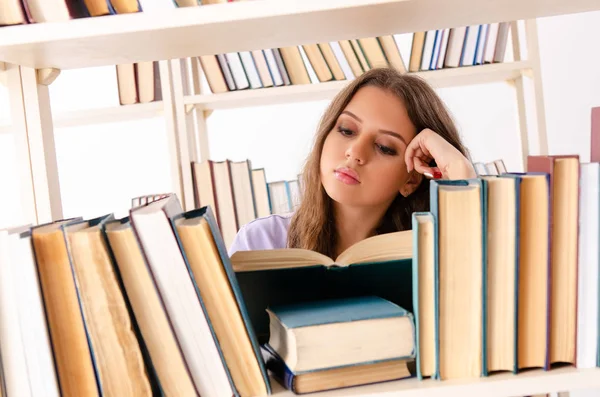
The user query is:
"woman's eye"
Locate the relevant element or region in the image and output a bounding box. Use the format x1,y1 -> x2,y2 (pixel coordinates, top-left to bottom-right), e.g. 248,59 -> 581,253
377,143 -> 397,156
337,126 -> 354,137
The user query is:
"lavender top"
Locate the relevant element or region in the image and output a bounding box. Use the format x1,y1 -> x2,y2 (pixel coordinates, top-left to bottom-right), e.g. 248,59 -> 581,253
228,214 -> 293,256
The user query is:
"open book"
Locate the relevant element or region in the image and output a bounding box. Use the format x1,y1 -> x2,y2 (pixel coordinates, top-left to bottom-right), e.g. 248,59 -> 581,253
230,230 -> 412,272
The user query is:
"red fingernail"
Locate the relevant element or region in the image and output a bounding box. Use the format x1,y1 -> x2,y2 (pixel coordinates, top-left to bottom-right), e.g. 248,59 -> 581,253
433,171 -> 443,179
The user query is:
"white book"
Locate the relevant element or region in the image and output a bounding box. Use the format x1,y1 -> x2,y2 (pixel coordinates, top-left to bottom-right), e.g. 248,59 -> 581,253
576,163 -> 600,369
444,26 -> 467,67
225,52 -> 250,90
461,25 -> 481,66
272,49 -> 291,86
483,23 -> 500,64
239,51 -> 263,89
139,0 -> 177,11
430,30 -> 443,70
420,31 -> 436,71
12,232 -> 61,397
436,29 -> 450,69
393,33 -> 413,69
263,49 -> 284,86
26,0 -> 70,22
297,46 -> 320,84
329,41 -> 355,80
216,54 -> 236,90
268,181 -> 292,215
494,22 -> 511,63
0,228 -> 60,397
0,229 -> 32,397
474,24 -> 489,65
130,196 -> 234,397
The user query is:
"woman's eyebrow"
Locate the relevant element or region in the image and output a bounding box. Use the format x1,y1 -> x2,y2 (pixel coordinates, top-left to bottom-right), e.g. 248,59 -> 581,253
341,110 -> 362,122
378,129 -> 407,146
341,110 -> 408,146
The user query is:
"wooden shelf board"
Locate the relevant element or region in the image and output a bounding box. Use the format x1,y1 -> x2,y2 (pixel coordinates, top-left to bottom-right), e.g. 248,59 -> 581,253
270,367 -> 600,397
51,101 -> 163,128
186,61 -> 530,110
0,0 -> 598,70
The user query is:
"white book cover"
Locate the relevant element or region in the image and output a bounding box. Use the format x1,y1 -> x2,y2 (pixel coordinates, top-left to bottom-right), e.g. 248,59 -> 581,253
393,33 -> 413,69
272,49 -> 291,86
483,23 -> 500,64
429,30 -> 443,70
444,26 -> 467,67
329,41 -> 355,80
239,51 -> 263,89
474,24 -> 489,65
225,52 -> 250,90
131,199 -> 234,397
420,31 -> 436,71
138,0 -> 177,11
12,233 -> 61,397
461,25 -> 481,66
216,54 -> 236,90
0,230 -> 32,397
436,29 -> 450,69
263,49 -> 284,86
297,46 -> 320,84
576,163 -> 600,369
494,22 -> 511,63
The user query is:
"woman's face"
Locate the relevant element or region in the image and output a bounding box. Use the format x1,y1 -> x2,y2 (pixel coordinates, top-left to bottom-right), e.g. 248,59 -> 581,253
320,86 -> 418,209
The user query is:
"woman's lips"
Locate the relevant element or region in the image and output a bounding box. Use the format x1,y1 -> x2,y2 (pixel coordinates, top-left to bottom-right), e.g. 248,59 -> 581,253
334,167 -> 360,185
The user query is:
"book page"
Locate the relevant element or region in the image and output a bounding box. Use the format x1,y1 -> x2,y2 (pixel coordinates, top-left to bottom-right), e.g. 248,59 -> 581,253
231,248 -> 333,272
335,230 -> 412,266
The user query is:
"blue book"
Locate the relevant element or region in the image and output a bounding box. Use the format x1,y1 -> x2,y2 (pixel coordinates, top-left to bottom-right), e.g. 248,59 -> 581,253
266,296 -> 415,374
411,212 -> 439,380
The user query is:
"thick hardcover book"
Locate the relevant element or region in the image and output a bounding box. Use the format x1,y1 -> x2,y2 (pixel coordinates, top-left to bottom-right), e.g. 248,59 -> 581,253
430,179 -> 486,379
173,206 -> 272,394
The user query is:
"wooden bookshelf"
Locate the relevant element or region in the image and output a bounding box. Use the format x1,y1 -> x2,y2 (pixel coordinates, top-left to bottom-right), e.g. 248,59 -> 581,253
270,367 -> 600,397
186,61 -> 531,110
0,0 -> 598,70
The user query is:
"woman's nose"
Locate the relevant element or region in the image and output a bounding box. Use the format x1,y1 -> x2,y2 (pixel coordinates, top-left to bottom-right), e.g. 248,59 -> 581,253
345,135 -> 369,165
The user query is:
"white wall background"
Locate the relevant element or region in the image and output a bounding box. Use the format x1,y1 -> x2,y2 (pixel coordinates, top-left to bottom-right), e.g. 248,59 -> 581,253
0,10 -> 599,228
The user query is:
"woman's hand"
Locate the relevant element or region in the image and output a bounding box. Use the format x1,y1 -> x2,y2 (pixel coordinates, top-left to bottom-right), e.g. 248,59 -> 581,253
405,128 -> 477,180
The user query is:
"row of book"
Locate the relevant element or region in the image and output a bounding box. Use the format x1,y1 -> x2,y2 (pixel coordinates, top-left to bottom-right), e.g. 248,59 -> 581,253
191,159 -> 301,249
114,25 -> 511,104
412,152 -> 599,382
0,0 -> 202,26
1,154 -> 599,396
0,194 -> 280,397
199,23 -> 511,94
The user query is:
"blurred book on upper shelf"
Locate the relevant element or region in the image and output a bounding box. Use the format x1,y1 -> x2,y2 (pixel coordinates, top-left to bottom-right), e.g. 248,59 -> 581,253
196,22 -> 511,95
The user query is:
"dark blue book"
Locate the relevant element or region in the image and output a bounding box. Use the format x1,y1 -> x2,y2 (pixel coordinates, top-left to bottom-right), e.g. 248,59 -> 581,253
261,343 -> 415,394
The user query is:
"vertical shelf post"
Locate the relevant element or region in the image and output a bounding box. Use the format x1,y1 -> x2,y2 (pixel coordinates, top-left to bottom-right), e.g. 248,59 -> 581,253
9,64 -> 63,224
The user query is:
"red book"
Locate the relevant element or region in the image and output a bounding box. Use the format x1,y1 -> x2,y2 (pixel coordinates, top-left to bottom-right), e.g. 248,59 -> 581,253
527,155 -> 580,368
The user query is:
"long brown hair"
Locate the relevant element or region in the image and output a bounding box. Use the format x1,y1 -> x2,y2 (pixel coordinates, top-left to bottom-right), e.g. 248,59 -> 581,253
287,67 -> 469,257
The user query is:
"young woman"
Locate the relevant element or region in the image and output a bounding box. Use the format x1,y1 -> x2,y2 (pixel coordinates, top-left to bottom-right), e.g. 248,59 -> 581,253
229,67 -> 476,258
